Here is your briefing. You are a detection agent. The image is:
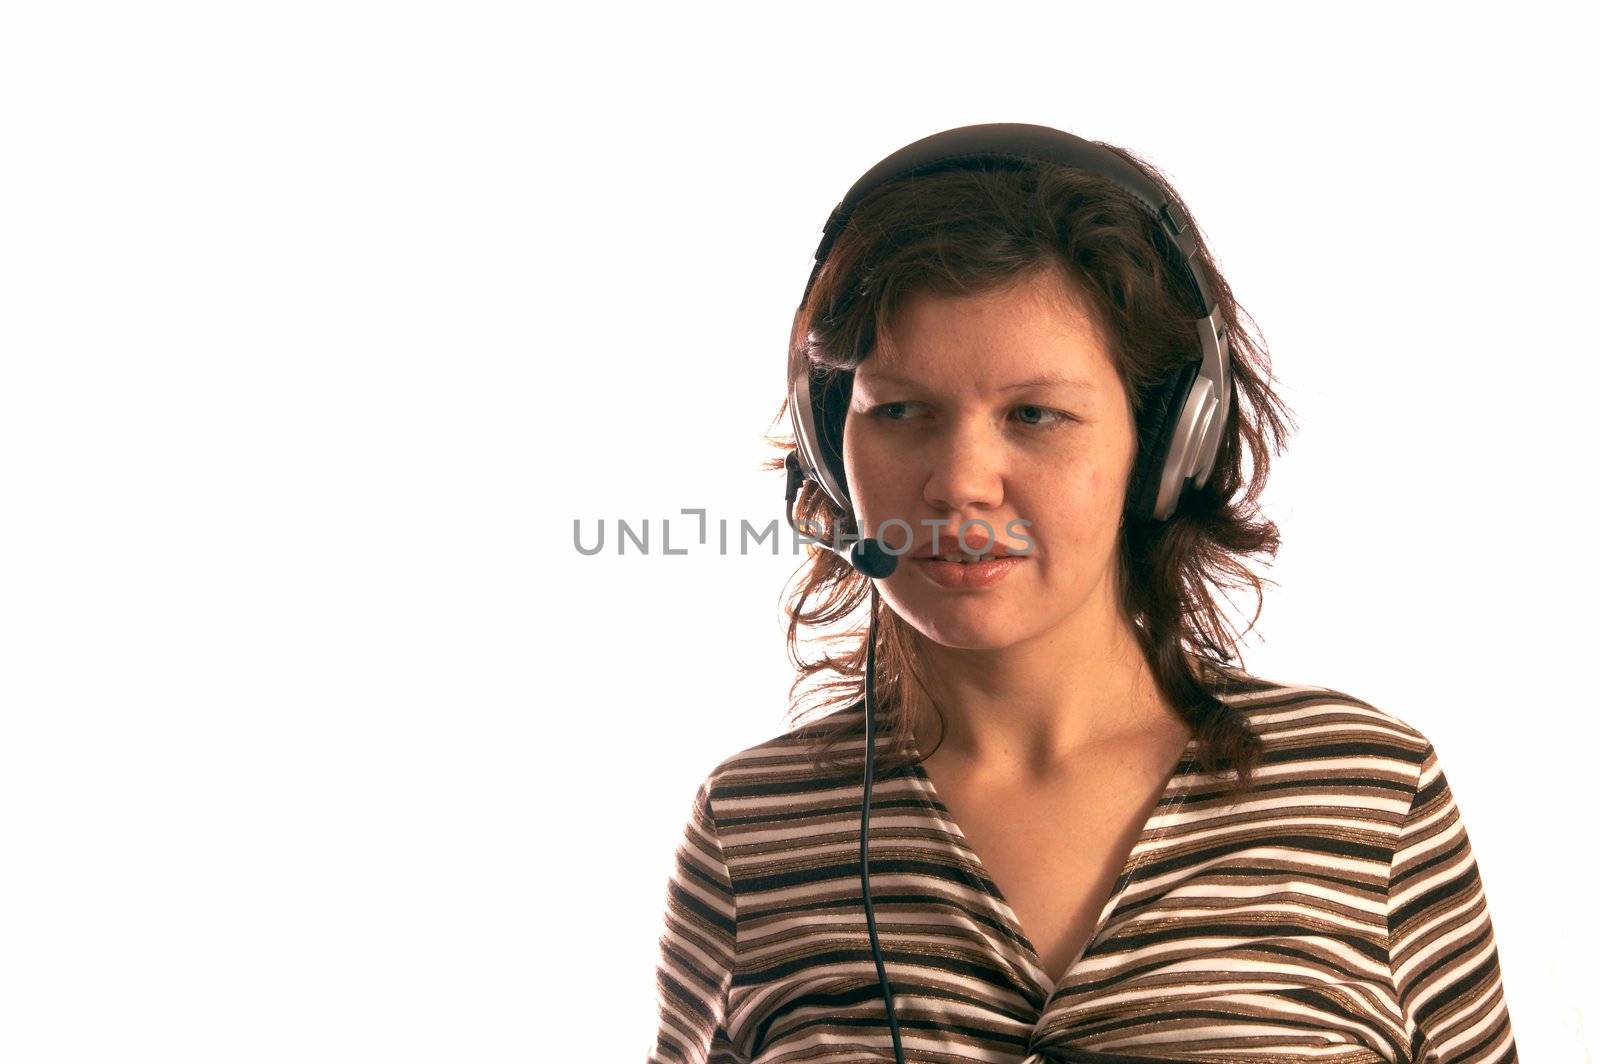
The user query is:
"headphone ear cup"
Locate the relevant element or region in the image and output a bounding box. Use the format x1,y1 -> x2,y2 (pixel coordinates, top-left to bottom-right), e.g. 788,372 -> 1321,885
790,367 -> 855,515
1125,360 -> 1201,523
814,371 -> 854,510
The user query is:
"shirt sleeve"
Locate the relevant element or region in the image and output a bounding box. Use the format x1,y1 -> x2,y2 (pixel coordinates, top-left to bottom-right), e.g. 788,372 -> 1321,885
646,777 -> 738,1063
1386,742 -> 1517,1062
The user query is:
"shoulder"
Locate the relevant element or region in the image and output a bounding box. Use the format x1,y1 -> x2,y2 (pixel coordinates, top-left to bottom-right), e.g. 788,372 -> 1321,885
1207,666 -> 1438,783
691,701 -> 872,821
1213,668 -> 1432,744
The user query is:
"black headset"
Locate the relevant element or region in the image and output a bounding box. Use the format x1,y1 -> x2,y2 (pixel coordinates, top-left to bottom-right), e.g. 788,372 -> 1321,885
780,123 -> 1232,1063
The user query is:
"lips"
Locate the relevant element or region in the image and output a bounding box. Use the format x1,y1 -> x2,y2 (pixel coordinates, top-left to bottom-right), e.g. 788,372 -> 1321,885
911,553 -> 1025,589
906,532 -> 1025,560
910,544 -> 1027,561
915,551 -> 1014,563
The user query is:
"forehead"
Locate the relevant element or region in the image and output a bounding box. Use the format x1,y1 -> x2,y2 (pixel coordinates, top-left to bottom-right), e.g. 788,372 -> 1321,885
859,267 -> 1116,389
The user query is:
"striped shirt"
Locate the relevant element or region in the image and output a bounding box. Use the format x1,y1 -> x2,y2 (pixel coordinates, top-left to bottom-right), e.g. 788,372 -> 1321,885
647,674 -> 1517,1062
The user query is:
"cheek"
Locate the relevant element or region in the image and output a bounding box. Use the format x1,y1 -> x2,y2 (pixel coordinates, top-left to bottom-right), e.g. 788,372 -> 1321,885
842,415 -> 878,468
1034,465 -> 1119,545
1091,433 -> 1138,505
842,422 -> 899,517
841,420 -> 869,477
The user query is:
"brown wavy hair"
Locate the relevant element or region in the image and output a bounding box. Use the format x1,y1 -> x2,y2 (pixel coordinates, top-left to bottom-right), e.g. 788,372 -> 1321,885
760,143 -> 1296,801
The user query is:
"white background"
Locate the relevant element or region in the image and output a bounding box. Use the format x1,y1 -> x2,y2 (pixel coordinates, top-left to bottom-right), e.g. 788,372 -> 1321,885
3,2 -> 1594,1060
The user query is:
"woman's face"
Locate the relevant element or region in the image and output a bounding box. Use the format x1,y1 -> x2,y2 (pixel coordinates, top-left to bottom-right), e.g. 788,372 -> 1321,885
842,265 -> 1140,651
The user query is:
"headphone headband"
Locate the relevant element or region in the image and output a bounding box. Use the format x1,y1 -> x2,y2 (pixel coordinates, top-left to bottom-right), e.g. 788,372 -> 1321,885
801,122 -> 1213,314
786,122 -> 1231,527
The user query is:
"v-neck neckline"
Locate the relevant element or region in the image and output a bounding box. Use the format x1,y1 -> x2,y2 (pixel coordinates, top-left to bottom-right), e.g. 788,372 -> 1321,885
901,722 -> 1202,998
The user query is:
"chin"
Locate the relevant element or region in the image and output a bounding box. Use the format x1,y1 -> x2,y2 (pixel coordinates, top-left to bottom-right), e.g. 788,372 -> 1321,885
888,577 -> 1082,647
899,604 -> 1040,651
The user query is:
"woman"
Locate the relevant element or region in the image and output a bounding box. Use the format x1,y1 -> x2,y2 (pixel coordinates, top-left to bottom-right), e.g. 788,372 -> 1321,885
648,124 -> 1516,1063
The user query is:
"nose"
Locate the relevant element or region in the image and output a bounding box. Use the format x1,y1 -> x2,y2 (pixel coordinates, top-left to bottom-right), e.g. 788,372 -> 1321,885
921,421 -> 1005,516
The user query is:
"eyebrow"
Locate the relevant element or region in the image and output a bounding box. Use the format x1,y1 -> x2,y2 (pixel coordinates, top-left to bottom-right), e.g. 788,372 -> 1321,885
859,371 -> 1096,392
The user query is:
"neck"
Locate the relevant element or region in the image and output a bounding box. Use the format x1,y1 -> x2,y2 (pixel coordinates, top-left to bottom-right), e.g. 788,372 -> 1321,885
909,597 -> 1185,783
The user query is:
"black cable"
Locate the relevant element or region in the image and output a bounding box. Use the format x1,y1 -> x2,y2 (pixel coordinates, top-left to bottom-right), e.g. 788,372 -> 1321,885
860,581 -> 906,1062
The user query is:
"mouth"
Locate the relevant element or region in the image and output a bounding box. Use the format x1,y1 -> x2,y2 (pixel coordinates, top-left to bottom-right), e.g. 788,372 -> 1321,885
909,543 -> 1025,562
909,552 -> 1026,589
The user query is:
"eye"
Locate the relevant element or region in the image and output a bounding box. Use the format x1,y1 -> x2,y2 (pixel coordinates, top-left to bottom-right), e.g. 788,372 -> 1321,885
867,402 -> 1075,428
868,401 -> 924,421
1012,404 -> 1073,428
